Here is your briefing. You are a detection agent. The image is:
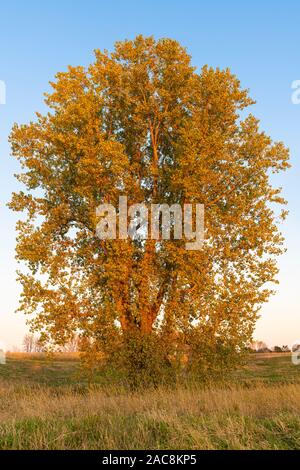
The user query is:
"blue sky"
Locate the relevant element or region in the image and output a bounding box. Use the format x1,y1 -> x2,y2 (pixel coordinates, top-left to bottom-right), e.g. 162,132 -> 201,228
0,0 -> 299,348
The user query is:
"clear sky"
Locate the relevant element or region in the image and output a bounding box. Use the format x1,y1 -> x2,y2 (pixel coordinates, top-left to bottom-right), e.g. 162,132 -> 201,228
0,0 -> 299,349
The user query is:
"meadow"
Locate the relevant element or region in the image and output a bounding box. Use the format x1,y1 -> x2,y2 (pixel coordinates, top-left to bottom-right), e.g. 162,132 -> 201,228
0,352 -> 299,450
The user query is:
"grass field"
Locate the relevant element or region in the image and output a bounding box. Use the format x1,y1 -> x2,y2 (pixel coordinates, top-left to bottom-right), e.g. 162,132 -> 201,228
0,352 -> 300,450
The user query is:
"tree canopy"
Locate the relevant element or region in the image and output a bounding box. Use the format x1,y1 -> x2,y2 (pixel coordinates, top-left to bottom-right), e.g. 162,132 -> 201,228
10,36 -> 289,380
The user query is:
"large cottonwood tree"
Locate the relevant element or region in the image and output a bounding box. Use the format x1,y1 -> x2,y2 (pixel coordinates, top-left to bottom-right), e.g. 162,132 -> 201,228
10,36 -> 289,371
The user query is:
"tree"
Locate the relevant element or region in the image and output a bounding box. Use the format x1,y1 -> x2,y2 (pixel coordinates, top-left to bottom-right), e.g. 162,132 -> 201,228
23,333 -> 44,353
22,333 -> 35,353
62,334 -> 80,353
10,36 -> 289,381
250,340 -> 268,352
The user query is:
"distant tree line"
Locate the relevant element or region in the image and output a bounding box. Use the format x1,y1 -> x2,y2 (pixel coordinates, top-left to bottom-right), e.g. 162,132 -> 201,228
20,335 -> 295,355
250,340 -> 291,353
22,333 -> 79,353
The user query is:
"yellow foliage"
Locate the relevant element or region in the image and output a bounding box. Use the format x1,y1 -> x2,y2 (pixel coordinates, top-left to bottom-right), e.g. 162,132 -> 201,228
9,36 -> 290,380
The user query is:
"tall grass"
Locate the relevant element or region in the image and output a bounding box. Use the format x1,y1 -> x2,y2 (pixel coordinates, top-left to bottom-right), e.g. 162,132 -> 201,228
0,380 -> 300,449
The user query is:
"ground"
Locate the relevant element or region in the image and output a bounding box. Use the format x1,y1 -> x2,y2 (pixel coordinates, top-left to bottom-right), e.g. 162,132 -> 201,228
0,352 -> 299,449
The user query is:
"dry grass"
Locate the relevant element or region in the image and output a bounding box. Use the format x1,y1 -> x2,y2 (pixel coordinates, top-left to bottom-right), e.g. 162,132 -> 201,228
0,380 -> 300,449
7,352 -> 81,361
0,353 -> 299,449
